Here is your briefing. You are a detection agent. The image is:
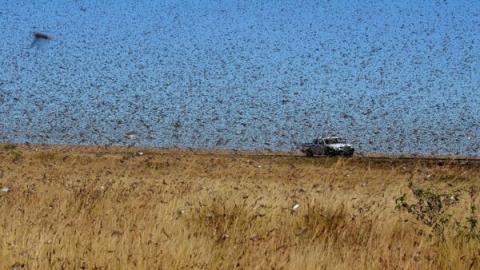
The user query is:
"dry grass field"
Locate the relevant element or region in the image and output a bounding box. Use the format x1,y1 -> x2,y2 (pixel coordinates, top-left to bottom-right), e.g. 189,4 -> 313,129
0,144 -> 479,269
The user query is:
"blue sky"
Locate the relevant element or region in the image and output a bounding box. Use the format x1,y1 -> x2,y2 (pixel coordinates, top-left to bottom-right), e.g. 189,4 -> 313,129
0,1 -> 479,155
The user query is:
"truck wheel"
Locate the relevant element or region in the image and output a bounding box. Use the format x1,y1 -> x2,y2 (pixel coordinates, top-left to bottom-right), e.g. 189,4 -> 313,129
325,149 -> 335,156
305,150 -> 314,157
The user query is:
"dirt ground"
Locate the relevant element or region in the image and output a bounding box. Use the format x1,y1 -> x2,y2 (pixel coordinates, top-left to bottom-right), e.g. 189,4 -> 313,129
0,144 -> 479,269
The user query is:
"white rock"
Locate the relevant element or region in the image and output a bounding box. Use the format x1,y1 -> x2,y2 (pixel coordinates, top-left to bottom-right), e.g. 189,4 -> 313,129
1,187 -> 10,193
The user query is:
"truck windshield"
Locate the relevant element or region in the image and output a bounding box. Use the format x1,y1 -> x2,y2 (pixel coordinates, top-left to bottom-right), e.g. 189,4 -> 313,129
325,138 -> 346,144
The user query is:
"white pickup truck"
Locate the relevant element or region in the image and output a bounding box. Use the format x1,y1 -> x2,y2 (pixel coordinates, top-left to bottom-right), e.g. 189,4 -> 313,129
300,137 -> 354,157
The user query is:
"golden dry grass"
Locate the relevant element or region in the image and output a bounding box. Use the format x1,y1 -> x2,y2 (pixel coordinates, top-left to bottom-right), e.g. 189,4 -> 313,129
0,144 -> 479,269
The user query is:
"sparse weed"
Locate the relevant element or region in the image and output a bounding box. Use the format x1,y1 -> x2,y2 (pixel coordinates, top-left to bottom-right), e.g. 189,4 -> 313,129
396,187 -> 460,235
466,204 -> 478,236
3,144 -> 16,151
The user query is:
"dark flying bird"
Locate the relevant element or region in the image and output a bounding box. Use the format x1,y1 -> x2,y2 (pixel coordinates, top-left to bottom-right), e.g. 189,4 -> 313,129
30,32 -> 55,48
